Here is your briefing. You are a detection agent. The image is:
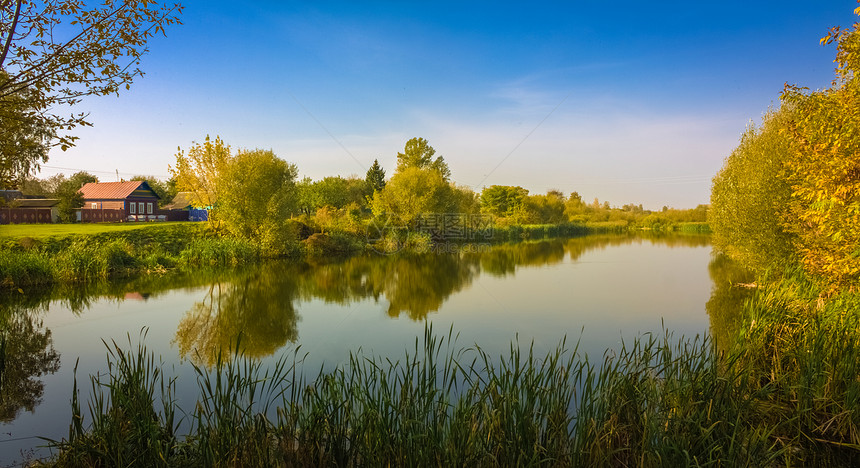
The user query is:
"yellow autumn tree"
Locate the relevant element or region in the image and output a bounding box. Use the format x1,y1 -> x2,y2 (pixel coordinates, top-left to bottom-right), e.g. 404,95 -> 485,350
780,5 -> 860,287
169,135 -> 232,227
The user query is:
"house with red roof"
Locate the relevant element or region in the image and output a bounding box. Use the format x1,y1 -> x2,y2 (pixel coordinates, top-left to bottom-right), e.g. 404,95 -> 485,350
79,181 -> 161,222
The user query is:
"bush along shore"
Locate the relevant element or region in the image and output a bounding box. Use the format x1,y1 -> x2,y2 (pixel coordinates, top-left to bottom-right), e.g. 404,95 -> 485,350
0,221 -> 709,289
38,290 -> 860,468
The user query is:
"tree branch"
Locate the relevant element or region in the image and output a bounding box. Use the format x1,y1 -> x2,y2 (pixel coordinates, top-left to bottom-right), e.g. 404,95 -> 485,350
0,0 -> 23,68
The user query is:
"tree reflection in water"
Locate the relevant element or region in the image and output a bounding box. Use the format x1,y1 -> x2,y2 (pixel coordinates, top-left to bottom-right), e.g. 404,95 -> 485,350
705,253 -> 755,353
172,233 -> 715,366
173,263 -> 302,367
0,295 -> 61,423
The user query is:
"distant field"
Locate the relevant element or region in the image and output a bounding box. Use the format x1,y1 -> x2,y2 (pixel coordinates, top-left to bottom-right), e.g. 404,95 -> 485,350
0,222 -> 190,239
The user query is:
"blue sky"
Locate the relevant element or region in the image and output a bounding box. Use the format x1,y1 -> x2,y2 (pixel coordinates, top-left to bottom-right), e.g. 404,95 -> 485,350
42,1 -> 860,208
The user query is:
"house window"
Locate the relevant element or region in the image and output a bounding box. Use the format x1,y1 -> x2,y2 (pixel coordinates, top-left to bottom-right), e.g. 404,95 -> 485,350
91,203 -> 98,209
147,202 -> 153,214
130,203 -> 136,214
138,202 -> 144,214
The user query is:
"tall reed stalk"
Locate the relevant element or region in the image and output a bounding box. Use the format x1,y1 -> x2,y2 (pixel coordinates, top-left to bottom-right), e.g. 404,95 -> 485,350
42,314 -> 860,467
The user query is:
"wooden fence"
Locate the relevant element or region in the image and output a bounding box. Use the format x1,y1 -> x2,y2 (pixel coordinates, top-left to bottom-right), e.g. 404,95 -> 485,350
0,208 -> 52,225
80,209 -> 126,223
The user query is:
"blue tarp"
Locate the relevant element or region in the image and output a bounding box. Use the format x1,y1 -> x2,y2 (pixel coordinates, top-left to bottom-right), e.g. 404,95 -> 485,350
189,209 -> 209,222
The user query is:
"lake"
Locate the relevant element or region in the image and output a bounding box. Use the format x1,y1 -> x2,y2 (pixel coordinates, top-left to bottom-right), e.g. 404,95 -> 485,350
0,233 -> 742,465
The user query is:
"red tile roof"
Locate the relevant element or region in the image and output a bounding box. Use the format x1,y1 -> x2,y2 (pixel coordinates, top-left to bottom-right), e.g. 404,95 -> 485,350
79,181 -> 159,200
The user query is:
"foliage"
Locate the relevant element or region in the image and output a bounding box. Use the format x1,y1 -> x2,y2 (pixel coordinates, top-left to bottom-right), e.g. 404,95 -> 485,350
710,4 -> 860,289
449,183 -> 480,215
0,72 -> 54,187
517,191 -> 566,224
169,135 -> 231,212
365,158 -> 386,194
479,185 -> 528,218
371,167 -> 455,229
710,110 -> 796,274
296,175 -> 367,215
0,0 -> 183,153
778,14 -> 860,287
215,148 -> 299,253
395,137 -> 451,181
55,171 -> 98,223
563,191 -> 587,220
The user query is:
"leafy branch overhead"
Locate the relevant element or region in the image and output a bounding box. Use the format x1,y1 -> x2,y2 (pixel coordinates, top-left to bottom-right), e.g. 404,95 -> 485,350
0,0 -> 183,186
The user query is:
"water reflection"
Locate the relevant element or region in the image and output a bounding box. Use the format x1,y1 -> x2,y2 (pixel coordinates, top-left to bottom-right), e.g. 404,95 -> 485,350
167,233 -> 713,363
0,298 -> 60,423
705,253 -> 755,352
174,265 -> 302,366
6,234 -> 717,372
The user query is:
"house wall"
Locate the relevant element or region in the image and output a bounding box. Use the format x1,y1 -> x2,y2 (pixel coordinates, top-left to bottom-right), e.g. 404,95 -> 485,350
82,197 -> 159,216
83,200 -> 125,210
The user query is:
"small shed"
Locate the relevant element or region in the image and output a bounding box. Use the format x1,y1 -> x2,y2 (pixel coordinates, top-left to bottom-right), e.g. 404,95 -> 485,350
162,191 -> 210,222
13,198 -> 60,223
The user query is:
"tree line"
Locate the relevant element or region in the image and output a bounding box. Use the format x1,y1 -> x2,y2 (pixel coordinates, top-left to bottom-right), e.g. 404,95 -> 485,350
13,134 -> 707,250
711,5 -> 860,289
166,135 -> 708,250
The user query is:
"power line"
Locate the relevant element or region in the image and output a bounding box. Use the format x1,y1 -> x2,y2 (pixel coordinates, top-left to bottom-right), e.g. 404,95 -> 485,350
38,165 -> 170,180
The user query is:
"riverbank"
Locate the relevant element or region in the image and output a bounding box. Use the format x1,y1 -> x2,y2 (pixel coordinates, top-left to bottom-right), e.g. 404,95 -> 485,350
0,221 -> 710,289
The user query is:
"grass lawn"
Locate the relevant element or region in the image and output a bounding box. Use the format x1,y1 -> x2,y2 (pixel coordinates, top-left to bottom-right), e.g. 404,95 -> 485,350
0,222 -> 191,240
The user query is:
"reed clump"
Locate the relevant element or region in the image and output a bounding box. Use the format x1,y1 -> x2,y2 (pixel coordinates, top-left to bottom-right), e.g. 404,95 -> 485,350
0,249 -> 54,287
43,316 -> 860,467
178,237 -> 261,267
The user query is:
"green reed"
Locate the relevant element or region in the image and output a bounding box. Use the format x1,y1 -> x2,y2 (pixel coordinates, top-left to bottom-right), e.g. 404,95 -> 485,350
41,305 -> 860,467
0,331 -> 6,396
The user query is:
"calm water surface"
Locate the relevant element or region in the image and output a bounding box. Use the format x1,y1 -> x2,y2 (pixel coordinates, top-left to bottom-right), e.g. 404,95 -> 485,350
0,233 -> 742,465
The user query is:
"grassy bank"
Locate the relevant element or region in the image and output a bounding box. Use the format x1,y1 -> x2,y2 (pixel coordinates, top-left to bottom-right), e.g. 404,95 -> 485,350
0,222 -> 190,240
2,221 -> 698,289
0,224 -> 262,288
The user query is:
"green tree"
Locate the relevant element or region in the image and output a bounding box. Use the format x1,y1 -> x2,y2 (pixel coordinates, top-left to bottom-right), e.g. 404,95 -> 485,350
479,185 -> 529,218
295,175 -> 369,216
710,110 -> 796,274
451,184 -> 480,215
365,158 -> 386,194
215,149 -> 299,253
521,191 -> 566,224
396,137 -> 451,181
564,191 -> 587,221
371,167 -> 454,229
55,171 -> 97,222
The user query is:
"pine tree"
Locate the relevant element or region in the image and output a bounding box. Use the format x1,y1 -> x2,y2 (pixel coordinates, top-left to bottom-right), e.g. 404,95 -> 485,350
366,159 -> 386,194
